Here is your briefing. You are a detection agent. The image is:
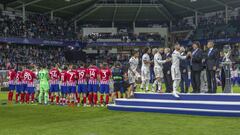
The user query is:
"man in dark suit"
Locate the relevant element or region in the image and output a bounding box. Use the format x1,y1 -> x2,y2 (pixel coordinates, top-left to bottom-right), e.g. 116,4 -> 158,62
190,41 -> 203,93
180,47 -> 190,93
163,48 -> 173,93
206,41 -> 219,93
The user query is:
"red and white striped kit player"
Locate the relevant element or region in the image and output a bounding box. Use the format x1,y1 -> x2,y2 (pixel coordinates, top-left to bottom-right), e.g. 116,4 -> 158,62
16,71 -> 23,103
60,70 -> 68,87
16,71 -> 23,85
87,65 -> 99,105
60,70 -> 68,104
7,69 -> 16,102
77,67 -> 87,85
22,69 -> 28,89
49,68 -> 61,103
100,68 -> 112,84
49,68 -> 61,86
87,66 -> 99,85
23,69 -> 36,103
8,69 -> 16,88
76,67 -> 88,105
67,69 -> 78,93
99,67 -> 112,105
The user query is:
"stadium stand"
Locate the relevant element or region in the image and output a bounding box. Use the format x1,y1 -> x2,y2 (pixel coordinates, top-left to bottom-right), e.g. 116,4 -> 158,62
0,12 -> 78,40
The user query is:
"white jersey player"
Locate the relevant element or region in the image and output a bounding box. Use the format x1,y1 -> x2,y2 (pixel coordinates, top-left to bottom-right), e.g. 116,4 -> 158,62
140,47 -> 152,92
128,51 -> 140,97
171,44 -> 190,98
151,48 -> 170,92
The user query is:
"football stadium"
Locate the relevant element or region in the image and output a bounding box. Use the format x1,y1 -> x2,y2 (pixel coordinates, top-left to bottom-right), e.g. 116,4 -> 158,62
0,0 -> 240,135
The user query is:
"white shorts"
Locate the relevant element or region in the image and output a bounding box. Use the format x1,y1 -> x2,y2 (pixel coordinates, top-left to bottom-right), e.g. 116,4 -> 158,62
171,66 -> 181,80
141,68 -> 150,81
154,67 -> 163,78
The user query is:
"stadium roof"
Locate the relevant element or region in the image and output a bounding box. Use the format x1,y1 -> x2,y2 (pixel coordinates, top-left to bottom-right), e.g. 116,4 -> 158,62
2,0 -> 240,23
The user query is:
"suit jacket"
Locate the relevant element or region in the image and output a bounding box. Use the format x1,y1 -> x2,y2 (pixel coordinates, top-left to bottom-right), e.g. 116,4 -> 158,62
163,53 -> 172,72
206,48 -> 219,71
191,49 -> 203,71
180,52 -> 189,74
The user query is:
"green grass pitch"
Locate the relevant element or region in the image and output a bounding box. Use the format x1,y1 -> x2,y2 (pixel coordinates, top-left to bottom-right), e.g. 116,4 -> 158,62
0,86 -> 240,135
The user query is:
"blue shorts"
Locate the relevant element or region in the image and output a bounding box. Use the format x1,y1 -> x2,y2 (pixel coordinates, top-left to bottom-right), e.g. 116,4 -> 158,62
16,84 -> 23,93
114,82 -> 124,93
27,87 -> 35,94
78,84 -> 87,93
100,84 -> 110,94
61,86 -> 68,94
23,84 -> 28,91
68,86 -> 76,93
8,84 -> 15,91
50,84 -> 59,92
88,84 -> 98,93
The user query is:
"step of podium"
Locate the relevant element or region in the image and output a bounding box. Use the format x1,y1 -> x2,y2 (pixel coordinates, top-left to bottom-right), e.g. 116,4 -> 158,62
107,92 -> 240,117
107,104 -> 240,117
134,92 -> 240,102
114,99 -> 240,110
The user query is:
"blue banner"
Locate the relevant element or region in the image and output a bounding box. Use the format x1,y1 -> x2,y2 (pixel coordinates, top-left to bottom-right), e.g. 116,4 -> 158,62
0,37 -> 85,47
179,37 -> 240,46
88,41 -> 163,46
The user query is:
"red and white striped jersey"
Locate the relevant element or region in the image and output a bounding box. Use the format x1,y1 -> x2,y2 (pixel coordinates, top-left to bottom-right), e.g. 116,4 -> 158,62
23,69 -> 36,87
49,68 -> 60,84
77,68 -> 87,84
67,70 -> 78,86
60,70 -> 68,86
100,68 -> 112,84
16,71 -> 23,85
8,69 -> 16,85
87,66 -> 99,84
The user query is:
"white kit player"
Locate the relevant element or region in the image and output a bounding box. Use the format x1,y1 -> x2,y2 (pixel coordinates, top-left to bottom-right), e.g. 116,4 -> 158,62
140,47 -> 152,92
128,51 -> 140,97
152,48 -> 171,93
171,44 -> 190,98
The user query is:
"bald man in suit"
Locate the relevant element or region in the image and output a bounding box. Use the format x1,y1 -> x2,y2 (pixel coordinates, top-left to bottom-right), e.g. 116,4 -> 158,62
206,41 -> 219,93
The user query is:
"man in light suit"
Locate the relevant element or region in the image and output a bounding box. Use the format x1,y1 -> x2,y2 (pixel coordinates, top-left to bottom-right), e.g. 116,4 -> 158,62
206,41 -> 219,93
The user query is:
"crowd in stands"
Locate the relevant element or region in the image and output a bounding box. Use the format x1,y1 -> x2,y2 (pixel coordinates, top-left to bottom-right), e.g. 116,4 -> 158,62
86,32 -> 165,43
0,44 -> 66,70
0,12 -> 77,40
171,19 -> 194,31
192,12 -> 240,40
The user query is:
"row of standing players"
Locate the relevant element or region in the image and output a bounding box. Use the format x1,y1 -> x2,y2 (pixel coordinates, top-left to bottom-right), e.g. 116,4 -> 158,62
126,41 -> 222,99
7,62 -> 129,106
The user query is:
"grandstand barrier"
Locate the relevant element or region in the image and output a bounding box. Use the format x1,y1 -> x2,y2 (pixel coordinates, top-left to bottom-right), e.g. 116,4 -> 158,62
108,92 -> 240,117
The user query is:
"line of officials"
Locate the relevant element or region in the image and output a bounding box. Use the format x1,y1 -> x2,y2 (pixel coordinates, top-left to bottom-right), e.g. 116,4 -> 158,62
162,41 -> 220,93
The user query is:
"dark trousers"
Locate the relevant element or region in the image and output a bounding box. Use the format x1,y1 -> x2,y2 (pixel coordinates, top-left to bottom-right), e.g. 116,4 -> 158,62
163,70 -> 173,93
221,68 -> 225,92
191,70 -> 201,93
207,70 -> 217,93
180,73 -> 189,93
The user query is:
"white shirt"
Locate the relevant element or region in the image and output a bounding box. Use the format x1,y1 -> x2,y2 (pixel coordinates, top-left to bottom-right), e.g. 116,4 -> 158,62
141,53 -> 150,69
154,52 -> 165,68
171,50 -> 187,68
129,57 -> 139,72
